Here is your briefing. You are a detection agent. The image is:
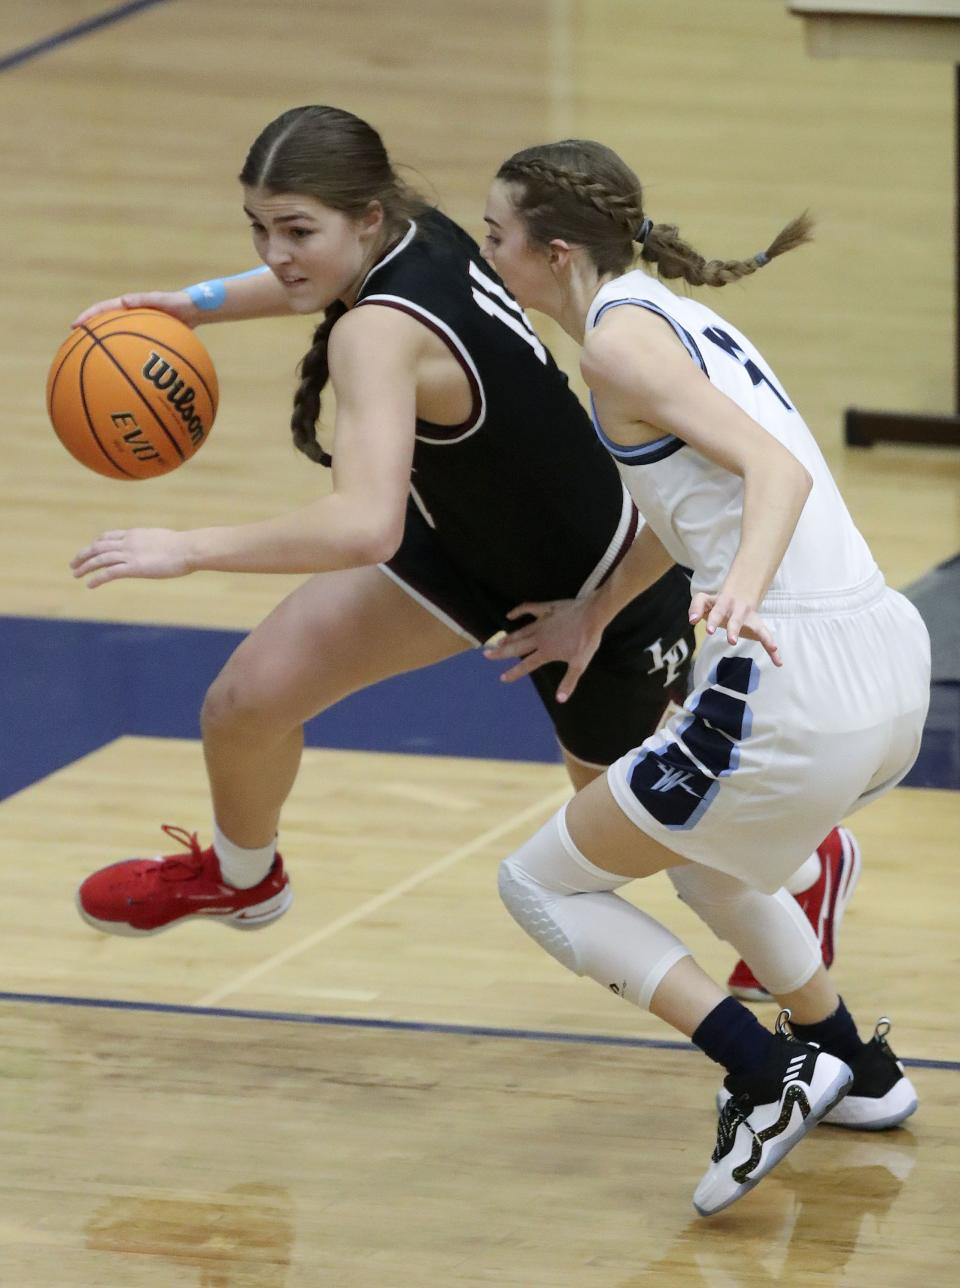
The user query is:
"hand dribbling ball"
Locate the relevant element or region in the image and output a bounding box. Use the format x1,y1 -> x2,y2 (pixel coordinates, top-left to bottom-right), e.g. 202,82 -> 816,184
46,309 -> 219,479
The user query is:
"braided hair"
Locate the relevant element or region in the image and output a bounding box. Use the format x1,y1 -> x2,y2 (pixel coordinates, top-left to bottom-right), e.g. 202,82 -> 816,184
240,106 -> 428,465
496,140 -> 812,286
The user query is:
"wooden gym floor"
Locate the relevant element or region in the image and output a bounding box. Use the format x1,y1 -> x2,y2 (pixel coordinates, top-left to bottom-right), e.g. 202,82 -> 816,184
1,2 -> 958,1285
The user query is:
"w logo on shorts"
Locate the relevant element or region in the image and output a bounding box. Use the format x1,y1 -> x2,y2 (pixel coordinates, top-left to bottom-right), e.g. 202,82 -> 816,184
628,658 -> 759,829
649,763 -> 700,797
629,743 -> 718,828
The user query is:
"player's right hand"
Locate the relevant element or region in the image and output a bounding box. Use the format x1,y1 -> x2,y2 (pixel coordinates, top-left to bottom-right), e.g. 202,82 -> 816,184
71,527 -> 195,587
71,291 -> 200,330
483,596 -> 604,703
689,590 -> 783,666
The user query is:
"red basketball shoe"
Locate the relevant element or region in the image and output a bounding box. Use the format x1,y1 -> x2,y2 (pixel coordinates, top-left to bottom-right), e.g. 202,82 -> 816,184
728,826 -> 862,1002
76,825 -> 293,936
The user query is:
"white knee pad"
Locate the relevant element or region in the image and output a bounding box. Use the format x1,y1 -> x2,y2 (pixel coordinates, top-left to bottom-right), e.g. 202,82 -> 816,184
498,807 -> 691,1009
668,863 -> 820,995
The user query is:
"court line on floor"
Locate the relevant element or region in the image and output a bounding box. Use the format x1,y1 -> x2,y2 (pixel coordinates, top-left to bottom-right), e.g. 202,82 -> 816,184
0,991 -> 955,1071
0,991 -> 688,1052
192,784 -> 572,1008
0,0 -> 171,73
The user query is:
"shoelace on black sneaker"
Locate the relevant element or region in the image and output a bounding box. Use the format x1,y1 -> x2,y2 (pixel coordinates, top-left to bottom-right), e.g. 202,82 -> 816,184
712,1091 -> 753,1162
712,1008 -> 794,1164
774,1007 -> 792,1038
852,1017 -> 903,1094
874,1017 -> 893,1049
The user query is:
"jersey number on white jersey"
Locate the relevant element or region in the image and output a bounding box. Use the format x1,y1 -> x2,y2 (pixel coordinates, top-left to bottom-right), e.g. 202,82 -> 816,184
703,325 -> 792,411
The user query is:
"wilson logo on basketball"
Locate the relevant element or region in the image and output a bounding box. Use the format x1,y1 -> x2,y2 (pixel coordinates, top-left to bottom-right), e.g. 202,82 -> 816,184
47,307 -> 218,479
142,353 -> 208,446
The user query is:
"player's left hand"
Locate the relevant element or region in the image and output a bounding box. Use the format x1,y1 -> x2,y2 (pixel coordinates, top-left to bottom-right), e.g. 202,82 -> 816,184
483,597 -> 604,702
70,528 -> 194,588
689,590 -> 782,666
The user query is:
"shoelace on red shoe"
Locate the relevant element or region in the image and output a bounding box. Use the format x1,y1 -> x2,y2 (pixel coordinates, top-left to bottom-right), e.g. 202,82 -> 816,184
154,824 -> 206,882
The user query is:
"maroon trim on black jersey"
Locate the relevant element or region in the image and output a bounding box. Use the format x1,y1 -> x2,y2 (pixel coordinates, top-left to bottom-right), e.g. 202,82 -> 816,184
354,298 -> 482,440
380,561 -> 484,645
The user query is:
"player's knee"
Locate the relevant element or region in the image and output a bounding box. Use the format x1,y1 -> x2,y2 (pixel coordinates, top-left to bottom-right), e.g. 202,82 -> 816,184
669,864 -> 748,918
498,809 -> 631,974
669,863 -> 820,995
669,864 -> 765,946
201,663 -> 279,740
500,838 -> 694,1006
497,855 -> 581,973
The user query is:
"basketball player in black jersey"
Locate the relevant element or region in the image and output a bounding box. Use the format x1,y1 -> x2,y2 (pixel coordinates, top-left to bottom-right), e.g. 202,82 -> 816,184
70,106 -> 847,1012
71,105 -> 694,936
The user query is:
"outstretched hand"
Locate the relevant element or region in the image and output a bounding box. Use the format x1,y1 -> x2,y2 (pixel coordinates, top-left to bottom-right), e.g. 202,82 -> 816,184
71,291 -> 200,330
689,590 -> 782,666
71,529 -> 194,588
482,597 -> 604,702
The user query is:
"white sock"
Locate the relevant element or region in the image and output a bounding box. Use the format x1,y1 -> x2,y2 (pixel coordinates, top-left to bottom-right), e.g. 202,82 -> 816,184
785,851 -> 821,895
213,822 -> 276,889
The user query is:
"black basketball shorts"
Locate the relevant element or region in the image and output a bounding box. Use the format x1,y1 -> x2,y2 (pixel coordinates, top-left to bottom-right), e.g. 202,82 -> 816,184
384,505 -> 694,767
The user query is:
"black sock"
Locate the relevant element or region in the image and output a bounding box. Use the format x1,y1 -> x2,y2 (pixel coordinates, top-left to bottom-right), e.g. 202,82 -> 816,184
790,997 -> 862,1064
692,996 -> 778,1079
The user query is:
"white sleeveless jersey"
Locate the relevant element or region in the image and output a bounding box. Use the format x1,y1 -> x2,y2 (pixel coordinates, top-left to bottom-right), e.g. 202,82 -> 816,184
586,271 -> 878,601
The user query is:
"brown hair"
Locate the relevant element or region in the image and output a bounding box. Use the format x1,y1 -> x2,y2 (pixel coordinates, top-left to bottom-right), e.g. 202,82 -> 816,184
240,106 -> 428,464
496,140 -> 812,288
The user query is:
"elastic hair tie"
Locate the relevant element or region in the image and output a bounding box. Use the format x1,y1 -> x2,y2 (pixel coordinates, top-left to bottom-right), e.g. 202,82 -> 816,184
754,251 -> 770,267
635,216 -> 653,245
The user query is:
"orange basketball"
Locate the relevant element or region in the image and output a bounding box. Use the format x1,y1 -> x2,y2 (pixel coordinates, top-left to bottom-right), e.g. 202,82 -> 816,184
45,308 -> 219,480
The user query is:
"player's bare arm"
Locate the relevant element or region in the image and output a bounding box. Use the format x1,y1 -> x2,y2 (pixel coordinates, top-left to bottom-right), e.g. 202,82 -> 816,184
71,307 -> 419,586
71,266 -> 293,330
584,308 -> 810,658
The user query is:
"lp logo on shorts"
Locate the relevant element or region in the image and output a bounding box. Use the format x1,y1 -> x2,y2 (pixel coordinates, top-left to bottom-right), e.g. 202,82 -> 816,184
645,635 -> 690,688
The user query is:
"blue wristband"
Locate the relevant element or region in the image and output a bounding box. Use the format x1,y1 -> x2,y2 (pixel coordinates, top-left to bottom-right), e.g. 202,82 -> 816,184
183,265 -> 271,310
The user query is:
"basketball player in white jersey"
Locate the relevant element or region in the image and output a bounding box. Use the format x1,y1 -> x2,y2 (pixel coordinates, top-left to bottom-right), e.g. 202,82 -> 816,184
480,140 -> 931,1214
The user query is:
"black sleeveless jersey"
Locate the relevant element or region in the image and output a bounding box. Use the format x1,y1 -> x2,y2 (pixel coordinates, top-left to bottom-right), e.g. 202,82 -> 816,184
352,208 -> 636,608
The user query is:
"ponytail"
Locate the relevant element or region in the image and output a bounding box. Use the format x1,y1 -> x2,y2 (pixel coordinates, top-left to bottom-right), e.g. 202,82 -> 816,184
640,211 -> 814,288
290,301 -> 347,465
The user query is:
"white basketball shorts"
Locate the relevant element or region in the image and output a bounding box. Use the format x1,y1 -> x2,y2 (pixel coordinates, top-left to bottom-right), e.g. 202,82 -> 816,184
606,572 -> 931,892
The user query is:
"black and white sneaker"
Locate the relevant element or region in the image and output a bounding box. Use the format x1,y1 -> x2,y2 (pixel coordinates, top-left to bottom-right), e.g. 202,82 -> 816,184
820,1019 -> 917,1129
716,1017 -> 917,1131
694,1012 -> 853,1217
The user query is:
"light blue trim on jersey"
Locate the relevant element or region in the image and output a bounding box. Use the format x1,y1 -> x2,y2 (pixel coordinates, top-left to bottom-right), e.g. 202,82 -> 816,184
587,297 -> 709,464
587,392 -> 686,464
594,298 -> 709,373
